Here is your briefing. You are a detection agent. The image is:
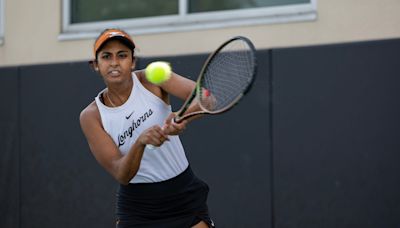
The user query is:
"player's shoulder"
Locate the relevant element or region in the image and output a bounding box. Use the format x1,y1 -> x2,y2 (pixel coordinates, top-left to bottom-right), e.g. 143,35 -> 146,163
134,69 -> 162,91
80,101 -> 100,124
134,69 -> 145,82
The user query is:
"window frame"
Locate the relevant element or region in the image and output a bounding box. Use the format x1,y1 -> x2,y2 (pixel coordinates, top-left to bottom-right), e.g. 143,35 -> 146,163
60,0 -> 317,41
0,0 -> 4,45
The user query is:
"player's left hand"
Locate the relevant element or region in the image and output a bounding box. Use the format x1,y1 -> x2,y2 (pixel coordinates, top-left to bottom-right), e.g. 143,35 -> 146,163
162,112 -> 187,135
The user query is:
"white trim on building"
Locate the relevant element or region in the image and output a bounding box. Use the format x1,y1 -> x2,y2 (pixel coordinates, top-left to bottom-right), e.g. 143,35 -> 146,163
59,0 -> 317,41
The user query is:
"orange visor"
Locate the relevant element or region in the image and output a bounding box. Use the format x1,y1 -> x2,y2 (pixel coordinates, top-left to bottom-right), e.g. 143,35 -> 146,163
93,29 -> 135,57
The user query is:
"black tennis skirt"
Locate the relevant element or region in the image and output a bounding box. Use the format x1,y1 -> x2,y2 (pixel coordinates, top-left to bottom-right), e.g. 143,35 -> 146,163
116,166 -> 215,228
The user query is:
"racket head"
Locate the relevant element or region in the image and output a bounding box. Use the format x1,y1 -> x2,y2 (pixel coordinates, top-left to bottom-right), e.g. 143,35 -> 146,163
174,36 -> 257,122
197,36 -> 257,114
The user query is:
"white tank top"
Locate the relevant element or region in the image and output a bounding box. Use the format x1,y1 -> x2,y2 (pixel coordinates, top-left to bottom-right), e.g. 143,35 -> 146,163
94,72 -> 189,183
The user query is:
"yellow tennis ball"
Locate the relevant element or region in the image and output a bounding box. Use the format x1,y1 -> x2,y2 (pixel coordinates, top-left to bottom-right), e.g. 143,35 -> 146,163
145,61 -> 172,85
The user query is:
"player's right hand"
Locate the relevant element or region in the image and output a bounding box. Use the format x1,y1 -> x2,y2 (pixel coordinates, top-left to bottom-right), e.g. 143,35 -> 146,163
138,125 -> 169,147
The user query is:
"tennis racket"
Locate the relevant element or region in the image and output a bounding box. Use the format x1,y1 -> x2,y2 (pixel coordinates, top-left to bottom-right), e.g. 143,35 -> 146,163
147,36 -> 257,149
174,35 -> 257,122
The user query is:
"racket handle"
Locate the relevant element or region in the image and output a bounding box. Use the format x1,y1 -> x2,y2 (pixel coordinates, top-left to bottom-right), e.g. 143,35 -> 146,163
173,116 -> 180,123
144,115 -> 182,150
145,125 -> 167,150
146,144 -> 157,150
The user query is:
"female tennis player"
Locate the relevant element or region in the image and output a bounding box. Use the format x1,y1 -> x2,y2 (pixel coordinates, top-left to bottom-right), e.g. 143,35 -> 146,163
79,28 -> 215,228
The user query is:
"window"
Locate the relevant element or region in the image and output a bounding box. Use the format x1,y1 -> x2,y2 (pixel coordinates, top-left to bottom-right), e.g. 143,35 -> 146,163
70,0 -> 179,23
60,0 -> 317,40
0,0 -> 4,45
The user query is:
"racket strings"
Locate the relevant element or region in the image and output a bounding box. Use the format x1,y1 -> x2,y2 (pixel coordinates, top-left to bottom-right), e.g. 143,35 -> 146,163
200,39 -> 255,112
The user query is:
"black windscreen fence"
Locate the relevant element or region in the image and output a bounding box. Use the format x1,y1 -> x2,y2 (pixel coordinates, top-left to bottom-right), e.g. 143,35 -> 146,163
0,38 -> 399,228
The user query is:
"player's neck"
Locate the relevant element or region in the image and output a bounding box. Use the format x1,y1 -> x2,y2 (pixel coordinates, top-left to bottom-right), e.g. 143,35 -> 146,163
106,80 -> 133,107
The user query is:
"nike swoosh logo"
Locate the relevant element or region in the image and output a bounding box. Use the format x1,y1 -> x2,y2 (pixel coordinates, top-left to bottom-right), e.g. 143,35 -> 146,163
125,111 -> 134,119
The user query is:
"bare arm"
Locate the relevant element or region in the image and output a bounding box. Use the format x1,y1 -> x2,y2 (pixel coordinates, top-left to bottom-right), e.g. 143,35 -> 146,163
136,70 -> 195,101
79,102 -> 168,185
137,69 -> 210,135
159,71 -> 214,134
160,71 -> 196,100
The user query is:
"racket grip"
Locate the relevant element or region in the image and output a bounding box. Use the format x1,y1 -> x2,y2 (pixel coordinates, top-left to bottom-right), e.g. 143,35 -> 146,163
146,125 -> 167,150
146,144 -> 157,150
172,116 -> 180,123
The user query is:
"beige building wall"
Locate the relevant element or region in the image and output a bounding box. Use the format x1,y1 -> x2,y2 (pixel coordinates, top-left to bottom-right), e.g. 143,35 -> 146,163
0,0 -> 399,67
